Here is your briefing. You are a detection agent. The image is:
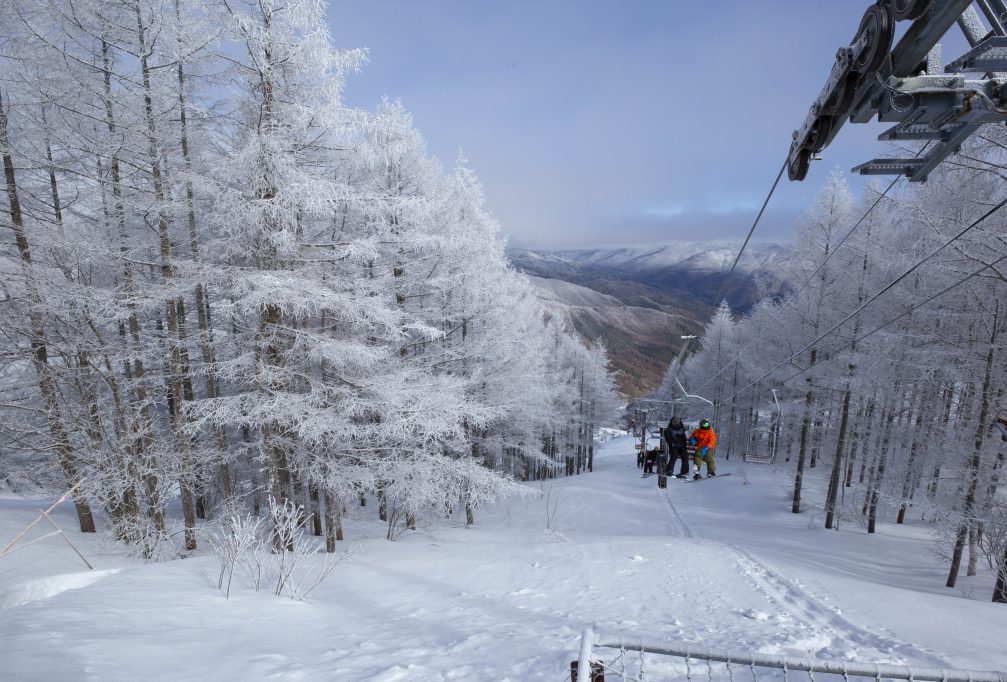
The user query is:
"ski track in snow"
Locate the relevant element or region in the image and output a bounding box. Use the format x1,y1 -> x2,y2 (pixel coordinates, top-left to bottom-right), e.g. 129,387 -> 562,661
658,482 -> 694,539
4,437 -> 1000,680
642,470 -> 947,669
724,544 -> 948,668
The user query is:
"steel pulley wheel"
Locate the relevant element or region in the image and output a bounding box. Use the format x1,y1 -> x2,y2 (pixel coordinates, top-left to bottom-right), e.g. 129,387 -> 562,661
853,2 -> 895,74
822,73 -> 858,116
788,147 -> 811,182
809,116 -> 834,152
891,0 -> 931,22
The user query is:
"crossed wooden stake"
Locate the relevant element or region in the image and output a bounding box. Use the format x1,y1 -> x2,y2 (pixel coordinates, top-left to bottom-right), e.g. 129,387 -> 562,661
0,479 -> 93,570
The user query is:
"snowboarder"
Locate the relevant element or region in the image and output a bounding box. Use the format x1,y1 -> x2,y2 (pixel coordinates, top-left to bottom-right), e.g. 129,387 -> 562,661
665,416 -> 690,478
689,419 -> 717,480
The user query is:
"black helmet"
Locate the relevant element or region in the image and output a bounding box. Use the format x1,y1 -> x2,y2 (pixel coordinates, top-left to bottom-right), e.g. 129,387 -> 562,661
700,420 -> 711,429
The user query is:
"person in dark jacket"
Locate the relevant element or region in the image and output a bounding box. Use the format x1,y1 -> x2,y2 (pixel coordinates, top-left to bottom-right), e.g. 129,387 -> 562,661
665,416 -> 690,478
643,447 -> 659,474
656,429 -> 671,476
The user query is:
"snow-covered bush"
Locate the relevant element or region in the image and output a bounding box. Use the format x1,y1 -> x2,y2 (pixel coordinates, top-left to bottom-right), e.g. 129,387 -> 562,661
207,497 -> 358,600
207,513 -> 264,599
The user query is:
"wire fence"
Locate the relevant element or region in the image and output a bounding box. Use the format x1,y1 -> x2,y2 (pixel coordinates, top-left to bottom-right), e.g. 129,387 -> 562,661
573,628 -> 1007,682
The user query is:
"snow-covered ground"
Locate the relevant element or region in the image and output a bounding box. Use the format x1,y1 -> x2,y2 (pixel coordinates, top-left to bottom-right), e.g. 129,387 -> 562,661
2,435 -> 1006,680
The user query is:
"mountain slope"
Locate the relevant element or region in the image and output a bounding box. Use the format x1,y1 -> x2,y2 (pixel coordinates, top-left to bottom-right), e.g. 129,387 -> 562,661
527,276 -> 701,398
512,242 -> 790,314
514,243 -> 791,398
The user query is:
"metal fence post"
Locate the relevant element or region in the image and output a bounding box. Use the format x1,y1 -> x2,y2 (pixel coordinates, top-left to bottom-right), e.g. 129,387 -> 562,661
573,627 -> 602,682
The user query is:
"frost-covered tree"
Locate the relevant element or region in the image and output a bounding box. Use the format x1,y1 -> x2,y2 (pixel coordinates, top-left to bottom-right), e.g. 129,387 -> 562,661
673,158 -> 1007,601
0,0 -> 619,562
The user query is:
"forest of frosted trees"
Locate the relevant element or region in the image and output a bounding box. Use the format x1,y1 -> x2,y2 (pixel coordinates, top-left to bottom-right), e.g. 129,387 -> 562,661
674,152 -> 1007,602
0,0 -> 620,557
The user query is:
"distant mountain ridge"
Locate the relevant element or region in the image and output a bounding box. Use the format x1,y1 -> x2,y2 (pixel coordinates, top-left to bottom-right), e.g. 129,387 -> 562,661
527,240 -> 790,275
511,241 -> 790,314
511,241 -> 792,398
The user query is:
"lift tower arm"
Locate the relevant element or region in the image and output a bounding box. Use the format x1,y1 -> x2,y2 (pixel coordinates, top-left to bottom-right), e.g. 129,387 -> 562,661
787,0 -> 1007,183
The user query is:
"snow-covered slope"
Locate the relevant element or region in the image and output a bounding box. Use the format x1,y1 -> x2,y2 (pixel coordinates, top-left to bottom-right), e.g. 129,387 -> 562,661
2,437 -> 1005,681
509,241 -> 792,317
528,275 -> 687,334
525,275 -> 698,397
513,243 -> 793,398
526,275 -> 624,309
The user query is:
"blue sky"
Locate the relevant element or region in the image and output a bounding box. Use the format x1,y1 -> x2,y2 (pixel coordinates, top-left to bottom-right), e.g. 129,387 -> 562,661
327,2 -> 968,248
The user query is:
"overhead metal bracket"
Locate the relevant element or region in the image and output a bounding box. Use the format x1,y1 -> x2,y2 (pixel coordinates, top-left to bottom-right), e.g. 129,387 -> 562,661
945,36 -> 1007,73
787,0 -> 1007,183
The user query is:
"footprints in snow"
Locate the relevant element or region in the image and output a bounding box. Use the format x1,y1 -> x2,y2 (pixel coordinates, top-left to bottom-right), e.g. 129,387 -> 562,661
728,544 -> 945,667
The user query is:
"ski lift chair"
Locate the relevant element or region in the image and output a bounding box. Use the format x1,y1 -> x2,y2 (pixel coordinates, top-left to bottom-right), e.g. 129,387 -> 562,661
744,427 -> 775,464
743,390 -> 783,463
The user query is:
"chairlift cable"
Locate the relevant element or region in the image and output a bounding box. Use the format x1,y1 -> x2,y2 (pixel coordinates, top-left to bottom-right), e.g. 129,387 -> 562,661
790,142 -> 932,299
713,194 -> 1007,408
661,159 -> 787,401
670,144 -> 928,403
774,250 -> 1007,388
687,335 -> 764,396
709,159 -> 788,310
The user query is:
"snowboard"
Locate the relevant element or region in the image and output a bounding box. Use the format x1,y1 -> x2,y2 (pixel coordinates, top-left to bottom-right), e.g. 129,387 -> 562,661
657,474 -> 668,489
686,473 -> 731,482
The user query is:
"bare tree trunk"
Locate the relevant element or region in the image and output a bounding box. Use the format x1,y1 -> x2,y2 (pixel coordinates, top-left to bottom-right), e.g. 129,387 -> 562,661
862,403 -> 887,487
825,387 -> 851,529
927,384 -> 957,500
809,413 -> 821,469
176,296 -> 205,520
323,488 -> 342,551
967,524 -> 979,577
99,39 -> 163,533
868,405 -> 895,534
133,2 -> 197,550
1,89 -> 95,532
896,439 -> 920,525
838,221 -> 870,499
947,307 -> 998,588
792,359 -> 817,514
173,0 -> 232,505
993,544 -> 1007,603
896,385 -> 928,524
862,457 -> 877,517
45,123 -> 141,533
576,369 -> 584,474
728,363 -> 740,459
309,481 -> 322,536
845,400 -> 868,488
